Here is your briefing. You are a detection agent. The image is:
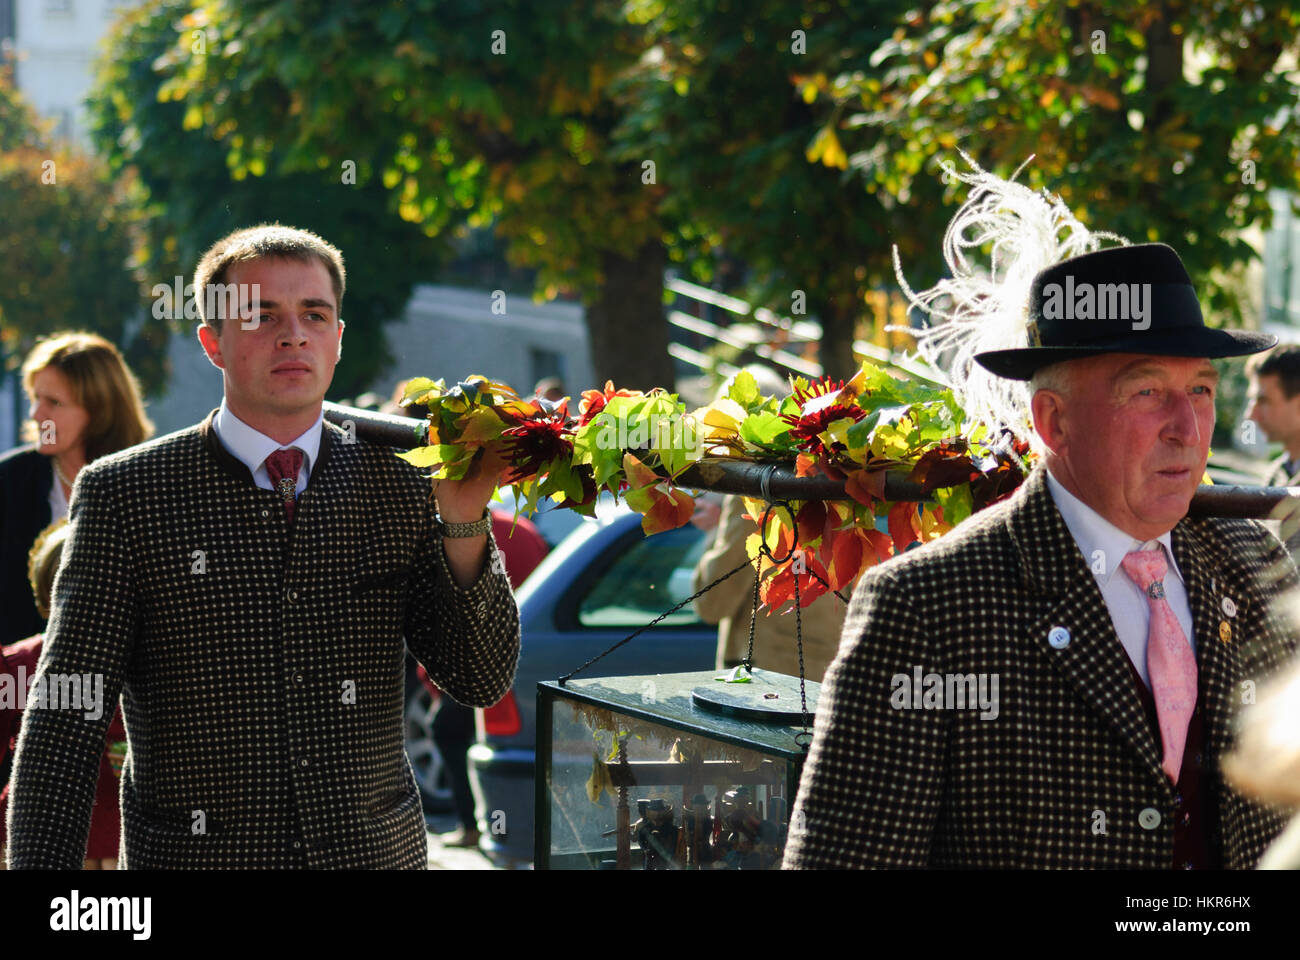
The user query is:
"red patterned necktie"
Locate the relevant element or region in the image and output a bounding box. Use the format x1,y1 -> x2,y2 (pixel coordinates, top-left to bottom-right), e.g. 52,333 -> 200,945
1120,545 -> 1198,783
264,448 -> 304,523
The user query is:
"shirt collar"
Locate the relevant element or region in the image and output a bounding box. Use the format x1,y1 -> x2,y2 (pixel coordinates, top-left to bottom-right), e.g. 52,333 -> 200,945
1044,466 -> 1184,588
212,398 -> 323,480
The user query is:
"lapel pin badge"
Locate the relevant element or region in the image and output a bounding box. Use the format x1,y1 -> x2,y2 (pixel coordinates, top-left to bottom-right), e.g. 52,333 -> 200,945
1219,621 -> 1232,644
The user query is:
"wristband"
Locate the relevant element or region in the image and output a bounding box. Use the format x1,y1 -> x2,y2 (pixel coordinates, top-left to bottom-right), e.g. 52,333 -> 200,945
436,509 -> 491,539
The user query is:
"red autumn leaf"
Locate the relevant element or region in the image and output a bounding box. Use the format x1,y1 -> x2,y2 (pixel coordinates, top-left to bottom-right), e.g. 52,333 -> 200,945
863,528 -> 894,564
827,527 -> 864,592
796,500 -> 826,547
815,453 -> 847,481
907,444 -> 978,495
760,567 -> 795,611
794,549 -> 832,606
887,501 -> 922,553
795,453 -> 818,477
622,451 -> 660,489
775,520 -> 795,558
818,517 -> 840,568
845,468 -> 887,507
622,451 -> 694,535
641,487 -> 695,535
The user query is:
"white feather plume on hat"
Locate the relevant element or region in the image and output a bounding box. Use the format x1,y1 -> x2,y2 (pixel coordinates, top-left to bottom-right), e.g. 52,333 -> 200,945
888,151 -> 1127,444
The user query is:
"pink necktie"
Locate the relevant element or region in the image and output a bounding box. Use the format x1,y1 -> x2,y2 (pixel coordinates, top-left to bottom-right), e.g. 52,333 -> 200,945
265,448 -> 304,523
1120,546 -> 1198,783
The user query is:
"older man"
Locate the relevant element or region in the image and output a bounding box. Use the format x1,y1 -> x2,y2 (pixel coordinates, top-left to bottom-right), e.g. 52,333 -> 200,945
784,243 -> 1297,869
6,225 -> 520,869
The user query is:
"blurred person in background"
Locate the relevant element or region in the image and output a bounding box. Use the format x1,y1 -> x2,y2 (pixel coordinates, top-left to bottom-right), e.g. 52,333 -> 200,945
0,332 -> 153,646
533,377 -> 566,404
0,521 -> 126,869
1222,609 -> 1300,869
1245,345 -> 1300,558
1246,344 -> 1300,490
692,366 -> 853,682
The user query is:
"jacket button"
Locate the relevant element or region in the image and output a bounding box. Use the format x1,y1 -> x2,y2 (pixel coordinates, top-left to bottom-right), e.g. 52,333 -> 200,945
299,758 -> 309,768
293,840 -> 302,849
286,590 -> 298,603
292,672 -> 305,685
1048,626 -> 1071,649
476,600 -> 488,619
1138,807 -> 1161,830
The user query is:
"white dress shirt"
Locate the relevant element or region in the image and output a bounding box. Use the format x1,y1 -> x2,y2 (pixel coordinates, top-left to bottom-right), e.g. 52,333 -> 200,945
47,460 -> 69,521
1044,467 -> 1196,688
211,399 -> 323,494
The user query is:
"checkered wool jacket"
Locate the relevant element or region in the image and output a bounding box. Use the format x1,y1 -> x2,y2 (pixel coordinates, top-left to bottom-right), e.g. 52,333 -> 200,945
5,409 -> 520,869
783,465 -> 1299,869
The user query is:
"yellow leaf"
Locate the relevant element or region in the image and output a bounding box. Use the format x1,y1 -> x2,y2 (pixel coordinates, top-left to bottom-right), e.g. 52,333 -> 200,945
701,397 -> 746,427
396,446 -> 442,468
816,127 -> 848,170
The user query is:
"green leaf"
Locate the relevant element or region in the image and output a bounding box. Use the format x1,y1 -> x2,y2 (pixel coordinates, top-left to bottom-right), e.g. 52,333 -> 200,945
726,369 -> 763,411
739,410 -> 791,449
572,413 -> 626,487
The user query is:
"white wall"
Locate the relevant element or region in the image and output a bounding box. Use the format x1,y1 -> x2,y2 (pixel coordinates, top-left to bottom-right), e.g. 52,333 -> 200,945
11,0 -> 133,145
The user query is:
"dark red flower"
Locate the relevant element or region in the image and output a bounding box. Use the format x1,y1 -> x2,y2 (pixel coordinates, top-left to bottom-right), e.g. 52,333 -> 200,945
779,377 -> 866,457
500,399 -> 575,482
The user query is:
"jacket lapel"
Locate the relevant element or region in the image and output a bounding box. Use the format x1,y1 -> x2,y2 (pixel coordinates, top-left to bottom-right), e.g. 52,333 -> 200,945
1006,466 -> 1168,786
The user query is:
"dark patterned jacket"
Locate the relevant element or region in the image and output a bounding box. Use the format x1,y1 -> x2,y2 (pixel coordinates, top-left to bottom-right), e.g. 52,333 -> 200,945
783,465 -> 1299,869
5,409 -> 520,869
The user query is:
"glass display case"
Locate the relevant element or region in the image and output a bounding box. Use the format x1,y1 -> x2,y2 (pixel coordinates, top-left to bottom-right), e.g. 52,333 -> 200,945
536,668 -> 818,870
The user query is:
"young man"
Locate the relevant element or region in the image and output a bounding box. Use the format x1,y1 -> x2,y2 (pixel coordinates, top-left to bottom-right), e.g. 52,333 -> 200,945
1246,344 -> 1300,487
6,225 -> 520,869
785,244 -> 1298,869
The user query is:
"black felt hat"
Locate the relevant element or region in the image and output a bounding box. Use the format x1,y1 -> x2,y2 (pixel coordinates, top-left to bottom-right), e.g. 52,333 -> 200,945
973,243 -> 1275,380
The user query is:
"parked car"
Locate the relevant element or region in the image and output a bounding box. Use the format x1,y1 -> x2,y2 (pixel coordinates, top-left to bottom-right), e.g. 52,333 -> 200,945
470,500 -> 720,865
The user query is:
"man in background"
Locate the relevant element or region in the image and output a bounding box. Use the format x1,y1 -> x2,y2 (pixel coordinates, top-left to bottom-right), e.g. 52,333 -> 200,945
1246,344 -> 1300,489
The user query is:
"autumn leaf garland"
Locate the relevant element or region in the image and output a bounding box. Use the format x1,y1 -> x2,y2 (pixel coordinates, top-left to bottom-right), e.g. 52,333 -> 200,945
398,362 -> 1034,613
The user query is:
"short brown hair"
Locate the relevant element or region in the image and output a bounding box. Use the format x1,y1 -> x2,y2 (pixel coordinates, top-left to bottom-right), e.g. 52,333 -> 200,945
192,224 -> 346,333
21,332 -> 154,462
27,520 -> 69,620
1247,343 -> 1300,399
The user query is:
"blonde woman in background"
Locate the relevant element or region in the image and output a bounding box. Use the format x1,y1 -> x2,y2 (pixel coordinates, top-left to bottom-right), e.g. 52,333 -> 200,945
0,333 -> 153,644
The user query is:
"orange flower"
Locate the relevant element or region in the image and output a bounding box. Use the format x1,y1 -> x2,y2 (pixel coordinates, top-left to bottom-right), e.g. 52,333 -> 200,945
578,381 -> 642,426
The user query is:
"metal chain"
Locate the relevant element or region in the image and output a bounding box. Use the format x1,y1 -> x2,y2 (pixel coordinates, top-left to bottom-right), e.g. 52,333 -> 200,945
559,553 -> 757,684
561,482 -> 854,725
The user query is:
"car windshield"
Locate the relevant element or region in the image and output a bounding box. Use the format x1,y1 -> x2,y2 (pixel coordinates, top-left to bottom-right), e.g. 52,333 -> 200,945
577,524 -> 709,628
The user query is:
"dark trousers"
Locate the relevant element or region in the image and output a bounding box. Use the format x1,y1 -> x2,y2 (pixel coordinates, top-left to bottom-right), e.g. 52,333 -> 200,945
431,696 -> 476,830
